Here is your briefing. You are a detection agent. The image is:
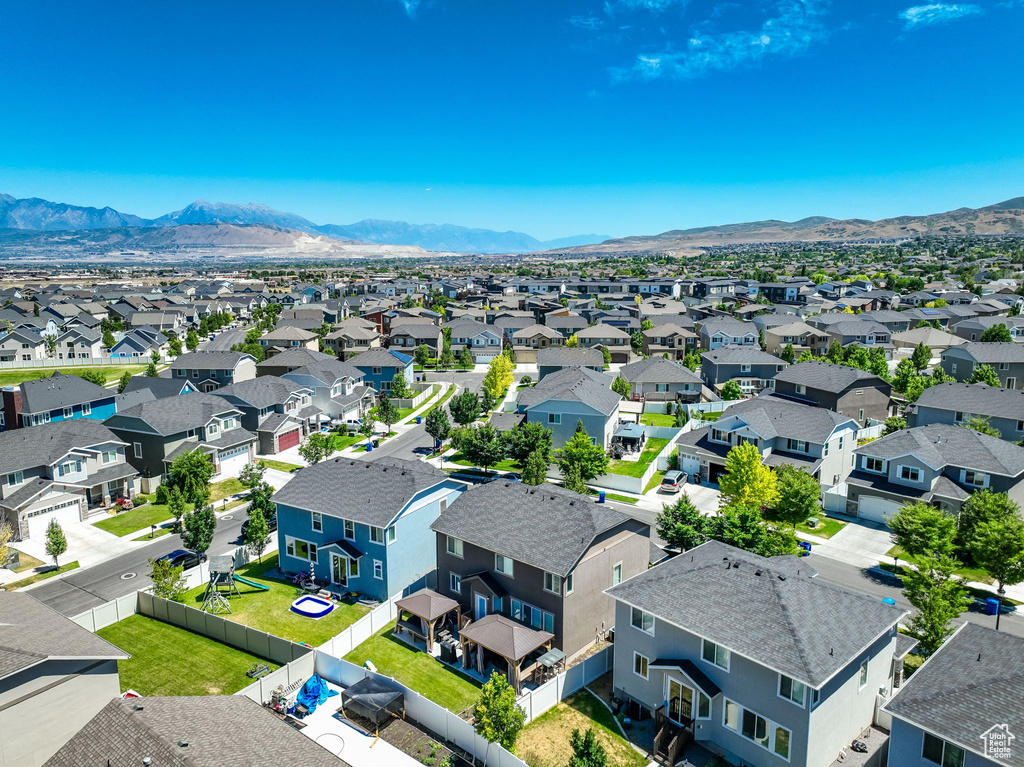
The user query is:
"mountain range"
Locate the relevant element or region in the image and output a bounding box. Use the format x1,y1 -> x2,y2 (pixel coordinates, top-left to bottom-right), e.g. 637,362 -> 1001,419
0,194 -> 610,254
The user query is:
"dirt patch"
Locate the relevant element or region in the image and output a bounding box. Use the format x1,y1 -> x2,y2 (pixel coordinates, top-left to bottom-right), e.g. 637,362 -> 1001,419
585,672 -> 655,755
565,639 -> 610,670
348,714 -> 472,767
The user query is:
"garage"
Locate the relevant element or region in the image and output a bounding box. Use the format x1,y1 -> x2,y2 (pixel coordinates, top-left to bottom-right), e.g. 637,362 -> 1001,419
277,428 -> 301,452
475,354 -> 496,364
708,463 -> 728,485
857,495 -> 902,524
217,444 -> 252,476
26,497 -> 83,540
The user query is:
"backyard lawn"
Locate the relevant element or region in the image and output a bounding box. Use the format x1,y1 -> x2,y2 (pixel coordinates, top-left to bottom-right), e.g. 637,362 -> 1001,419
97,614 -> 280,696
181,554 -> 369,645
639,412 -> 676,427
608,438 -> 670,478
343,621 -> 481,714
258,458 -> 303,473
0,364 -> 146,388
518,689 -> 647,767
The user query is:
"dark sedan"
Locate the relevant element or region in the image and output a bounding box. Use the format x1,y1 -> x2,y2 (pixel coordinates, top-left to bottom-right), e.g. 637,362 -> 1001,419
157,549 -> 208,570
241,512 -> 278,536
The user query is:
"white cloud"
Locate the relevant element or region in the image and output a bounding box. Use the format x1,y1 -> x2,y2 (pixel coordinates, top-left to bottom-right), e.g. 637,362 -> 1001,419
399,0 -> 421,18
611,0 -> 828,81
568,14 -> 605,30
612,0 -> 688,10
898,3 -> 982,27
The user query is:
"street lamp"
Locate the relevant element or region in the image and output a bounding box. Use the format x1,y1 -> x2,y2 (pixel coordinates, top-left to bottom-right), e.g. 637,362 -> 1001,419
996,586 -> 1006,632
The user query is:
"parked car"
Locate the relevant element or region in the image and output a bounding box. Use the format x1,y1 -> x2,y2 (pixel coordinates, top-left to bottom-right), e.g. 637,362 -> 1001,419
241,512 -> 278,536
659,470 -> 687,494
156,549 -> 208,570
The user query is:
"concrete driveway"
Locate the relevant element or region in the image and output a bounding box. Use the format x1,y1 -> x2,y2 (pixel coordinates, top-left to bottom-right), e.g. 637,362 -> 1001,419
810,518 -> 895,568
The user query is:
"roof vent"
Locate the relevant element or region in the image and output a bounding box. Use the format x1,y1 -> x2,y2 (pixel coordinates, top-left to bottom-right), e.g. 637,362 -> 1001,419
177,740 -> 189,748
143,759 -> 152,766
755,569 -> 762,576
731,562 -> 739,568
133,704 -> 144,711
778,574 -> 786,581
978,653 -> 982,662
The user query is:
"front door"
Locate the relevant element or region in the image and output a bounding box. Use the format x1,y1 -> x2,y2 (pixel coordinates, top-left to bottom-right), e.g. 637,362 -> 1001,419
667,678 -> 693,724
1008,377 -> 1017,389
475,593 -> 487,621
332,554 -> 347,587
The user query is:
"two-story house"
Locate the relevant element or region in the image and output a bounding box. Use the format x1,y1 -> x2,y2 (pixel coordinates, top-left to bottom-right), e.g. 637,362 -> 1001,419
279,359 -> 375,422
677,394 -> 860,488
51,328 -> 104,359
511,324 -> 564,364
847,423 -> 1024,522
543,312 -> 590,339
642,323 -> 698,361
940,343 -> 1024,389
772,361 -> 891,427
324,318 -> 381,360
213,376 -> 320,454
1,372 -> 117,431
169,351 -> 257,393
762,322 -> 829,359
824,320 -> 893,356
351,348 -> 414,394
104,392 -> 256,493
536,347 -> 605,381
0,420 -> 138,541
444,318 -> 504,363
516,366 -> 621,449
432,480 -> 651,663
271,457 -> 467,601
575,324 -> 633,364
700,347 -> 788,396
619,357 -> 702,403
0,329 -> 47,362
758,282 -> 807,305
607,540 -> 906,767
257,326 -> 319,355
950,316 -> 1024,343
909,382 -> 1024,442
699,317 -> 760,351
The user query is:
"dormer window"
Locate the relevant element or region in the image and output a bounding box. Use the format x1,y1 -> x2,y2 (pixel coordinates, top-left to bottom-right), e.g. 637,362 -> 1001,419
711,428 -> 728,443
865,457 -> 885,473
795,384 -> 806,395
899,465 -> 921,483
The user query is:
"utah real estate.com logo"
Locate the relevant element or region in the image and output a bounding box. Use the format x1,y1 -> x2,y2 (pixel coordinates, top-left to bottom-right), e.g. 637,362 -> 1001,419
981,724 -> 1015,760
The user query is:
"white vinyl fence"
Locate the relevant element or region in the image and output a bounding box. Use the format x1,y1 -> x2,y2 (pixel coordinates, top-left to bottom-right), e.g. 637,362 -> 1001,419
0,357 -> 134,370
516,646 -> 612,723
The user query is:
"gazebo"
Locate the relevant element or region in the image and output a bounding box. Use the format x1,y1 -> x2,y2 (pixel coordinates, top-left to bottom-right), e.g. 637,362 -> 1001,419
459,614 -> 554,694
394,588 -> 461,650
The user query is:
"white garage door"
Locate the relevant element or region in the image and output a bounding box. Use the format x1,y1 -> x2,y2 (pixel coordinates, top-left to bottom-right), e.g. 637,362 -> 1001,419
218,445 -> 251,475
680,455 -> 701,478
857,495 -> 902,524
26,498 -> 83,540
475,354 -> 496,363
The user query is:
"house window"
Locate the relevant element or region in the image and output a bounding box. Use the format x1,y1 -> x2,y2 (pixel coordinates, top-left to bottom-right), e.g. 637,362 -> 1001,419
372,367 -> 382,375
779,675 -> 806,706
964,470 -> 987,487
369,526 -> 385,544
286,537 -> 317,562
101,450 -> 116,464
613,562 -> 622,585
865,457 -> 884,473
788,439 -> 808,453
723,700 -> 791,759
655,383 -> 669,393
922,733 -> 965,767
83,403 -> 92,416
495,554 -> 514,577
740,364 -> 751,373
312,512 -> 323,532
223,418 -> 234,430
633,652 -> 649,680
7,471 -> 23,486
133,442 -> 143,458
450,573 -> 461,594
711,428 -> 727,443
386,526 -> 397,545
544,572 -> 562,594
702,639 -> 730,670
348,558 -> 359,578
630,607 -> 654,635
859,659 -> 869,689
548,413 -> 561,425
446,536 -> 463,557
795,384 -> 806,395
565,573 -> 574,594
344,519 -> 355,539
543,612 -> 554,633
899,465 -> 921,483
373,560 -> 383,580
63,407 -> 73,418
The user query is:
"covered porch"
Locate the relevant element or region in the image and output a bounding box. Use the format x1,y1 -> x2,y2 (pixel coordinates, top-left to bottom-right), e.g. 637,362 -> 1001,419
459,614 -> 555,695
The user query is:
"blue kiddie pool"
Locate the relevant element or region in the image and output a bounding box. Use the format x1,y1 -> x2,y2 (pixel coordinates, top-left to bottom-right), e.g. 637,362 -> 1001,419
290,595 -> 335,619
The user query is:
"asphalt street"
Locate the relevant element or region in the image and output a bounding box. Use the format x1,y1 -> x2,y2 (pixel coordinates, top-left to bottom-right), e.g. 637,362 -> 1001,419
26,514 -> 247,617
201,327 -> 249,351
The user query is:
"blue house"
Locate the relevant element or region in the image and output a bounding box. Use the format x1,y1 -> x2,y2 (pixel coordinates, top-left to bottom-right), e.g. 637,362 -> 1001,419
271,457 -> 467,601
351,348 -> 414,394
1,371 -> 117,430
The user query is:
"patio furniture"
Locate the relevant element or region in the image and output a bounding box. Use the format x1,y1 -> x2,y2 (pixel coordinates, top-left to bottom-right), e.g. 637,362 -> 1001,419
394,588 -> 461,651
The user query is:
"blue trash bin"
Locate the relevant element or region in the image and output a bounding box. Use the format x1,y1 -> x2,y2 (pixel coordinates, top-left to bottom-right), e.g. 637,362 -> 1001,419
366,442 -> 373,452
598,491 -> 606,504
986,597 -> 1000,616
416,416 -> 422,424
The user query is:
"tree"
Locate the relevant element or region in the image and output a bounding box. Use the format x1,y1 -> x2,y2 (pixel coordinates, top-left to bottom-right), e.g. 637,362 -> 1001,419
962,415 -> 1001,438
77,369 -> 107,387
298,432 -> 336,464
555,421 -> 609,483
910,342 -> 932,371
244,506 -> 272,564
720,381 -> 742,400
424,406 -> 451,449
709,503 -> 798,558
522,448 -> 549,485
45,519 -> 67,567
149,557 -> 188,602
600,345 -> 612,366
957,489 -> 1019,548
718,443 -> 778,509
169,449 -> 214,503
780,343 -> 795,363
773,465 -> 821,529
891,358 -> 918,394
506,421 -> 553,467
568,728 -> 607,767
415,344 -> 431,367
882,416 -> 907,436
186,329 -> 200,350
472,671 -> 526,753
981,323 -> 1013,343
377,394 -> 401,435
459,346 -> 474,368
168,337 -> 183,357
868,347 -> 890,380
117,370 -> 133,393
167,486 -> 187,534
439,347 -> 455,369
0,520 -> 13,570
144,361 -> 159,377
461,424 -> 508,473
889,501 -> 957,561
967,364 -> 1001,387
611,375 -> 632,398
564,333 -> 579,348
102,328 -> 116,349
483,356 -> 514,401
966,515 -> 1024,594
449,390 -> 481,426
826,340 -> 844,364
180,499 -> 217,556
390,371 -> 411,399
656,493 -> 709,551
238,461 -> 267,490
682,352 -> 701,371
904,554 -> 970,656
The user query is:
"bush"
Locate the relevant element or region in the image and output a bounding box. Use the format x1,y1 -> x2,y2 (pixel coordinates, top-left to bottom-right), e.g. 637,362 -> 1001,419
155,485 -> 170,505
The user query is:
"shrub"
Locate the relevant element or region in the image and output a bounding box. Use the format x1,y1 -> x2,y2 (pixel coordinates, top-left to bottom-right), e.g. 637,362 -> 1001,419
155,485 -> 170,505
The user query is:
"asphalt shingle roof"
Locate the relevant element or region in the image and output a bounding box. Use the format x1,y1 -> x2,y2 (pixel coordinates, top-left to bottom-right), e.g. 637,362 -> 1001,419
619,357 -> 701,384
110,392 -> 243,435
517,366 -> 621,415
701,346 -> 786,366
773,361 -> 886,393
215,375 -> 311,409
169,350 -> 251,370
855,423 -> 1024,476
913,382 -> 1024,421
0,419 -> 125,475
19,371 -> 111,414
256,348 -> 337,369
947,342 -> 1024,364
536,347 -> 603,367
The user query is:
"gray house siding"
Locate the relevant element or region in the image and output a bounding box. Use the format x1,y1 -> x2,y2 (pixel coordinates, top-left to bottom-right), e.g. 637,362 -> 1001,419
522,399 -> 615,449
888,717 -> 998,767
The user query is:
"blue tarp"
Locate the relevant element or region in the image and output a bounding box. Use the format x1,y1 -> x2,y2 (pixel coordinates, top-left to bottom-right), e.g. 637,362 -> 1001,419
292,674 -> 339,718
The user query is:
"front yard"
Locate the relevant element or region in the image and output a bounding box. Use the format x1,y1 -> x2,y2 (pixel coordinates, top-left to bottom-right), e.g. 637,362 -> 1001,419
97,614 -> 280,696
343,621 -> 481,714
518,689 -> 647,767
92,477 -> 248,537
608,437 -> 670,478
258,458 -> 303,473
181,553 -> 369,645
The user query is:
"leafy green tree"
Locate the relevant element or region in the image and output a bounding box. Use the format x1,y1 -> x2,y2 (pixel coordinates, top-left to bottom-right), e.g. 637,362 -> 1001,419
77,369 -> 107,387
889,501 -> 957,561
555,421 -> 609,483
720,380 -> 742,400
882,416 -> 907,435
826,340 -> 844,364
149,557 -> 188,601
117,370 -> 133,393
377,394 -> 400,435
439,347 -> 455,368
708,503 -> 797,558
718,442 -> 779,509
169,449 -> 215,503
449,390 -> 481,426
980,323 -> 1013,343
564,333 -> 579,348
561,462 -> 589,494
522,448 -> 549,485
682,352 -> 701,371
967,364 -> 1001,387
186,328 -> 200,350
45,519 -> 68,567
238,461 -> 267,489
298,432 -> 335,465
180,498 -> 217,556
461,424 -> 508,473
458,346 -> 474,368
483,356 -> 514,400
102,328 -> 116,348
966,515 -> 1024,594
244,506 -> 272,563
656,494 -> 709,551
144,361 -> 159,377
600,345 -> 612,365
390,371 -> 411,399
904,554 -> 970,656
611,375 -> 632,398
247,480 -> 276,521
780,343 -> 795,363
168,337 -> 183,357
910,343 -> 932,371
472,671 -> 526,753
891,358 -> 917,394
568,728 -> 607,767
506,421 -> 553,467
773,465 -> 821,529
425,406 -> 451,447
957,489 -> 1019,548
415,344 -> 431,367
167,486 -> 187,534
962,415 -> 1000,438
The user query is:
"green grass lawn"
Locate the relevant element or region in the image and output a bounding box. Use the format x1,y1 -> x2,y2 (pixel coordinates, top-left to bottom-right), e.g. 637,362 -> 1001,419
181,554 -> 369,645
94,503 -> 179,537
608,438 -> 670,478
640,412 -> 676,427
642,470 -> 668,494
447,452 -> 520,472
886,545 -> 994,584
5,561 -> 80,589
328,433 -> 364,451
694,411 -> 722,422
797,516 -> 847,539
258,458 -> 303,473
343,621 -> 481,713
0,365 -> 147,388
423,384 -> 455,416
97,614 -> 280,696
209,477 -> 246,503
10,551 -> 45,572
583,487 -> 639,504
518,689 -> 647,767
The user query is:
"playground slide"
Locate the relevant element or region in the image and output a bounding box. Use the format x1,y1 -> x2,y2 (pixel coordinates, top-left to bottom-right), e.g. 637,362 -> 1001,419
234,575 -> 271,591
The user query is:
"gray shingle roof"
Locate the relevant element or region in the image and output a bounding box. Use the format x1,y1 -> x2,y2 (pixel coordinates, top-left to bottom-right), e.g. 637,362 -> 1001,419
349,348 -> 413,367
607,540 -> 904,688
43,695 -> 349,767
718,393 -> 857,443
215,375 -> 311,409
946,342 -> 1024,364
110,392 -> 243,435
619,357 -> 701,384
169,350 -> 252,370
513,324 -> 562,340
0,592 -> 128,681
431,481 -> 634,577
517,366 -> 621,415
121,376 -> 195,399
0,419 -> 125,475
576,323 -> 631,339
883,623 -> 1024,766
701,346 -> 786,366
913,382 -> 1024,421
256,347 -> 337,369
536,347 -> 603,367
855,423 -> 1024,476
271,457 -> 450,526
773,361 -> 886,393
19,371 -> 111,414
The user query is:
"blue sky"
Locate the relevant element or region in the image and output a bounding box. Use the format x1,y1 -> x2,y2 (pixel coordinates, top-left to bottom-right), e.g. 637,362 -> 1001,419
1,0 -> 1022,239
